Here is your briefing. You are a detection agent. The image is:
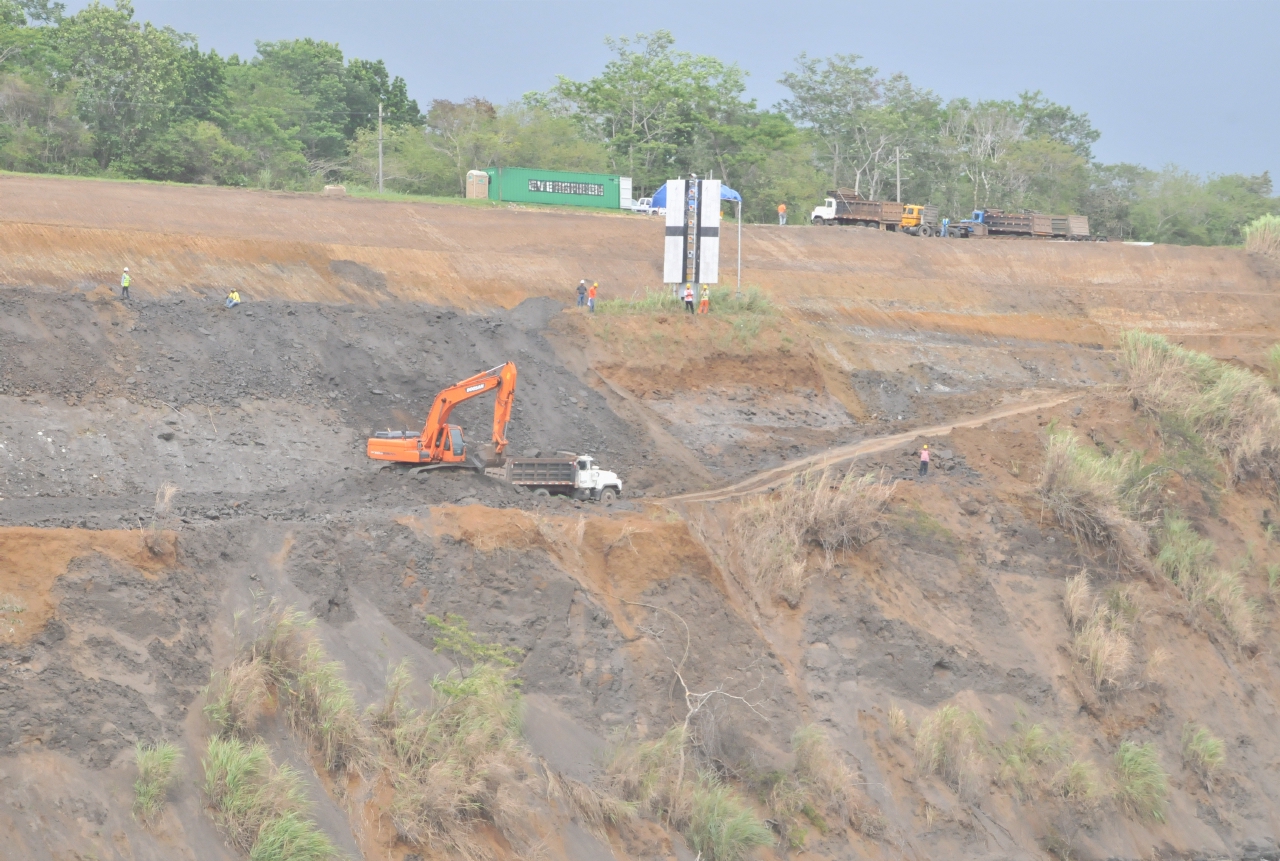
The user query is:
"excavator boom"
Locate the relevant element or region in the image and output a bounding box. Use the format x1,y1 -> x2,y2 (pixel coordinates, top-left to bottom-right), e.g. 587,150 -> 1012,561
366,362 -> 518,466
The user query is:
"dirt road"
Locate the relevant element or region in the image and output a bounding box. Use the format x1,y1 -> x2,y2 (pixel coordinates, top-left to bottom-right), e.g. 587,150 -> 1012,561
667,391 -> 1079,502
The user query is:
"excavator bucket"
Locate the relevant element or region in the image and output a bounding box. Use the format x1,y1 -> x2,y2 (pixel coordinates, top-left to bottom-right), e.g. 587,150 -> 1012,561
475,443 -> 503,468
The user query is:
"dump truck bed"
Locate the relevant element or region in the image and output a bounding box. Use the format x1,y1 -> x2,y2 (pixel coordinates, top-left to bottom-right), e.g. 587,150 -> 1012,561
486,457 -> 577,486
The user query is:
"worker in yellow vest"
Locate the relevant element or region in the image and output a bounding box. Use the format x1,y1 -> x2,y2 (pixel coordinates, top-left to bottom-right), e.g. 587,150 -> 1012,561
119,267 -> 130,300
225,290 -> 241,308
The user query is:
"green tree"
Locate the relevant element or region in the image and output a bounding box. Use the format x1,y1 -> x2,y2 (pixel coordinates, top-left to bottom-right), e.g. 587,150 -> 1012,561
544,30 -> 753,194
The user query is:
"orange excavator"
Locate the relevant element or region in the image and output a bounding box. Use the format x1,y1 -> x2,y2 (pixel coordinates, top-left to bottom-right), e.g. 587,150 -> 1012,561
366,362 -> 517,470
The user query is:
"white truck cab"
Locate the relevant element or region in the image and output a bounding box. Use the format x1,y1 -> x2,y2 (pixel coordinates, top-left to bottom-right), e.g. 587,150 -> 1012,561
575,456 -> 623,500
811,197 -> 838,224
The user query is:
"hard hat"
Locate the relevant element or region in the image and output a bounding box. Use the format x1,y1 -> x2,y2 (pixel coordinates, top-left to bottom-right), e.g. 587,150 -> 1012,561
923,444 -> 928,448
123,267 -> 129,271
593,282 -> 598,286
580,279 -> 585,284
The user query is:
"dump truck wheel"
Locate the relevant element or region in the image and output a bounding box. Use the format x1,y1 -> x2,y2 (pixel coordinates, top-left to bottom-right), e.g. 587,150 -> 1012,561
919,226 -> 934,238
600,488 -> 618,502
533,488 -> 550,498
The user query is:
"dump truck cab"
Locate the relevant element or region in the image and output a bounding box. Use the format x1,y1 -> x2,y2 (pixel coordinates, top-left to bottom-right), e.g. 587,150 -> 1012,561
811,197 -> 839,224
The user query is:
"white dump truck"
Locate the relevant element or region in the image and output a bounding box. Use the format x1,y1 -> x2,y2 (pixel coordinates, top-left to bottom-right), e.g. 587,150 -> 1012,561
485,454 -> 622,501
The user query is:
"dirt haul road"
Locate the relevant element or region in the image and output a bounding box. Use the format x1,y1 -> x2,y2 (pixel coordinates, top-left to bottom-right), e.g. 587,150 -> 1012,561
2,174 -> 1280,861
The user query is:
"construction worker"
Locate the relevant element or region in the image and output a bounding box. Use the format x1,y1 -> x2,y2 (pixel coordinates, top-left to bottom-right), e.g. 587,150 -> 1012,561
588,281 -> 598,312
778,203 -> 787,225
225,289 -> 241,308
577,279 -> 587,307
683,284 -> 695,314
119,267 -> 130,300
698,284 -> 710,314
919,444 -> 930,476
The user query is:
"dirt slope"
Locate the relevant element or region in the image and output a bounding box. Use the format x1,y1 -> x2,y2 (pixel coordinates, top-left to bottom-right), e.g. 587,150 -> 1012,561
3,173 -> 1279,357
2,176 -> 1280,861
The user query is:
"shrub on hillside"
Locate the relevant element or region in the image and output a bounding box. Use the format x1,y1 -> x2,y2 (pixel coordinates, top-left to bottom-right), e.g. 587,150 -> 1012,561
1121,330 -> 1280,483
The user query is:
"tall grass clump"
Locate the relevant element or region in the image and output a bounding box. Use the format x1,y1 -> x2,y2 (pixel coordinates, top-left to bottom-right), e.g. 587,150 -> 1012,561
1113,741 -> 1168,822
202,736 -> 337,859
1038,427 -> 1156,568
733,468 -> 895,606
915,705 -> 988,797
1244,213 -> 1280,260
606,725 -> 774,859
788,724 -> 885,838
1062,571 -> 1134,691
996,722 -> 1070,800
686,776 -> 775,861
1121,329 -> 1280,484
1156,515 -> 1259,647
133,741 -> 181,824
204,604 -> 367,773
371,619 -> 534,856
1181,721 -> 1225,783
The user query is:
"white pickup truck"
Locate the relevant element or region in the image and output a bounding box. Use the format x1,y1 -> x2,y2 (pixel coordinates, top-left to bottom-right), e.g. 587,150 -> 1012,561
485,454 -> 623,501
631,197 -> 665,216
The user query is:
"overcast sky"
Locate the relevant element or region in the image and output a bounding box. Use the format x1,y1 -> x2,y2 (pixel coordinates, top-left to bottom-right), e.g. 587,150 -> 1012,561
82,0 -> 1278,179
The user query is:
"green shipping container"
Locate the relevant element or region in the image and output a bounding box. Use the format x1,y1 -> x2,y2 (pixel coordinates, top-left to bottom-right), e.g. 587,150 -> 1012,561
484,167 -> 622,209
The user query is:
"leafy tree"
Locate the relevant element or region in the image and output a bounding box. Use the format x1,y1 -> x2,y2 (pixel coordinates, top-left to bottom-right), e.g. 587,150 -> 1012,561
545,30 -> 754,194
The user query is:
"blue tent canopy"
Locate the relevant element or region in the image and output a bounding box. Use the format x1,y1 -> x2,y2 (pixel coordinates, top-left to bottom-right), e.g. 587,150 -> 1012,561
650,182 -> 742,208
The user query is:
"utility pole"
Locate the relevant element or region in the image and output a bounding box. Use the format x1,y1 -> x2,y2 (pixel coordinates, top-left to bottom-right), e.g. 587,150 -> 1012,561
895,147 -> 901,203
377,101 -> 384,194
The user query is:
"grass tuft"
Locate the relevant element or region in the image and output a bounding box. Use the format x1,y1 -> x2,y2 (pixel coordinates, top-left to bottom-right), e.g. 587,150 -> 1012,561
1181,721 -> 1225,782
914,705 -> 987,796
202,736 -> 336,858
1113,740 -> 1168,822
996,722 -> 1069,800
607,725 -> 777,858
1050,757 -> 1103,809
1063,571 -> 1133,691
1157,514 -> 1258,647
133,741 -> 181,824
887,704 -> 910,742
1038,427 -> 1155,568
732,468 -> 895,606
373,657 -> 531,853
686,775 -> 775,861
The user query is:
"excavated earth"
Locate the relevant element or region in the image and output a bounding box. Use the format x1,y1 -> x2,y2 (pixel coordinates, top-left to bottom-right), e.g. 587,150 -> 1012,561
1,174 -> 1280,861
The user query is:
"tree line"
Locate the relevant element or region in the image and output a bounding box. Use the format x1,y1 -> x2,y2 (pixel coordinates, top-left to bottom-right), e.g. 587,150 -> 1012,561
1,3 -> 1275,242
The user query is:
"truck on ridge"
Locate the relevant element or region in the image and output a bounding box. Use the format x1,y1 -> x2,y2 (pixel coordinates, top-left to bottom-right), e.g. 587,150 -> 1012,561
810,189 -> 940,236
944,209 -> 1096,240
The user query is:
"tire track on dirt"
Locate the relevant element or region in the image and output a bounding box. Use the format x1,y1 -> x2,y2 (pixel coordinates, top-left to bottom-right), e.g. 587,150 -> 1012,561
666,391 -> 1081,503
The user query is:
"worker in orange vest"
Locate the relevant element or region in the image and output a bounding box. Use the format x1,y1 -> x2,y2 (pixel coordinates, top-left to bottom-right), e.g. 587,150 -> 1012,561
698,285 -> 710,314
778,203 -> 787,225
587,281 -> 598,312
